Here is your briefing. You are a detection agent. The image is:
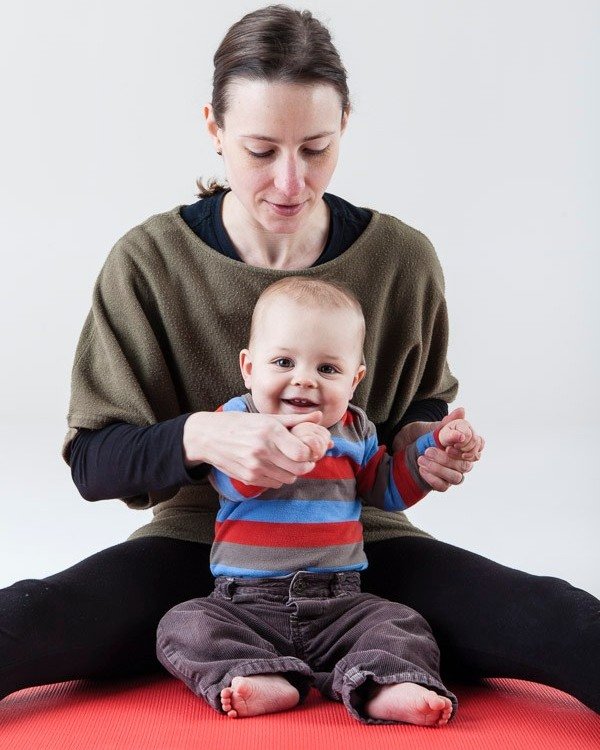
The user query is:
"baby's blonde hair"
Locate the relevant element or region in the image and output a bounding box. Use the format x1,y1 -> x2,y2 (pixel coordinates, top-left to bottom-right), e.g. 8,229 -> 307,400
249,277 -> 366,355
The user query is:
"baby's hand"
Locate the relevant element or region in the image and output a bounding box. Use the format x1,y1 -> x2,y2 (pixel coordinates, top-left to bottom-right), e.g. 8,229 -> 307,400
438,418 -> 482,460
290,422 -> 333,462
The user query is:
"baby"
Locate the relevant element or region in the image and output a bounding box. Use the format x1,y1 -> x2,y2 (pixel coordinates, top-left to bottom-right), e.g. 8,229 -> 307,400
157,277 -> 480,726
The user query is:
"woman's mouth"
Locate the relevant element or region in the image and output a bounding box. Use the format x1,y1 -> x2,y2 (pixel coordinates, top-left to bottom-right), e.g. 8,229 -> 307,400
266,201 -> 307,217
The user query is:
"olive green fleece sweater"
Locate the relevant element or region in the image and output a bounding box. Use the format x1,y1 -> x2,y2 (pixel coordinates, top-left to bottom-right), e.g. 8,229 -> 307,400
63,205 -> 458,545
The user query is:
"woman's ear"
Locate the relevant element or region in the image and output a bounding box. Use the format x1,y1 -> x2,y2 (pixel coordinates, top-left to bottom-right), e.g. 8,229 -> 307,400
340,108 -> 350,135
204,103 -> 222,154
239,349 -> 253,389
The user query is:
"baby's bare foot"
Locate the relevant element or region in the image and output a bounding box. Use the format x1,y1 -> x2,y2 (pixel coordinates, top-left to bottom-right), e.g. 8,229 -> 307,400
220,674 -> 300,718
365,682 -> 453,726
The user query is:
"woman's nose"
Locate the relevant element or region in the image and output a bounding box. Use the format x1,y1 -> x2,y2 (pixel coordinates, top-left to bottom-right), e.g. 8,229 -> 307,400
273,155 -> 305,198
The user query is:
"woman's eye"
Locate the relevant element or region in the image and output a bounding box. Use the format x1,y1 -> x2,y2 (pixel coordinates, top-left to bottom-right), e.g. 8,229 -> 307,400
247,146 -> 330,159
304,145 -> 330,157
274,358 -> 293,368
318,364 -> 338,374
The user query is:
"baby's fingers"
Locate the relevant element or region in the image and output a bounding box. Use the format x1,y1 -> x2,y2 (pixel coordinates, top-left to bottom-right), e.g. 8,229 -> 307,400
455,436 -> 477,454
447,435 -> 485,461
307,435 -> 330,461
441,427 -> 469,447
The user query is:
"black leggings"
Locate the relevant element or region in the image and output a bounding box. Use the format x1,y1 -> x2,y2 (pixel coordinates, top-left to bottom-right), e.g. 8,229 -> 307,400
1,536 -> 598,712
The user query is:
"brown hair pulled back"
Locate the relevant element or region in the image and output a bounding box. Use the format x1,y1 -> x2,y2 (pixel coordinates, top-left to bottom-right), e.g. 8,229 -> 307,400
197,4 -> 350,198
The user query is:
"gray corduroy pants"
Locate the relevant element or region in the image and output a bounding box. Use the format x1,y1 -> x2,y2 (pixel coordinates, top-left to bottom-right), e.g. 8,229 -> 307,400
156,570 -> 457,723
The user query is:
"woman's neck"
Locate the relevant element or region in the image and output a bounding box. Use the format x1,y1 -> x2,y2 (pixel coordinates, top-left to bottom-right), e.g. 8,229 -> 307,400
222,192 -> 330,270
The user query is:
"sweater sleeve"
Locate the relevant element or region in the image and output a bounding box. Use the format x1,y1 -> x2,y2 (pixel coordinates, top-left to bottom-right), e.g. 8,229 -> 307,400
62,231 -> 192,509
366,221 -> 459,447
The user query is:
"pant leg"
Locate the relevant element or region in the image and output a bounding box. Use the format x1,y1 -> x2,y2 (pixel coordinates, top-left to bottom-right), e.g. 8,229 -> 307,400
156,593 -> 313,711
303,593 -> 456,723
363,537 -> 600,713
0,537 -> 213,699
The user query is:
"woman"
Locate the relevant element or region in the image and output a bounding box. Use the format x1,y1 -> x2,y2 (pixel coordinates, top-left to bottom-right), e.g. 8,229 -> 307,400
1,5 -> 598,713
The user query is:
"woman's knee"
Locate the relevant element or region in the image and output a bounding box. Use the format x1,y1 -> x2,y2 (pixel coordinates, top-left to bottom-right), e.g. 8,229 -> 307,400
525,574 -> 600,644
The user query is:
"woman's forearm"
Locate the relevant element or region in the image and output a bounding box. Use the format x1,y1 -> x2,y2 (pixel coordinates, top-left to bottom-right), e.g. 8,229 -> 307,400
69,415 -> 209,501
386,397 -> 448,448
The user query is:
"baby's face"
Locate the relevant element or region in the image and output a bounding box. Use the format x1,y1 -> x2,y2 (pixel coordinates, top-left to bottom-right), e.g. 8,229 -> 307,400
240,297 -> 366,428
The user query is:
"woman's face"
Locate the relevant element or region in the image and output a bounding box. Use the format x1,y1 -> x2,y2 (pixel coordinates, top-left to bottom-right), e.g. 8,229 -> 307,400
205,80 -> 347,235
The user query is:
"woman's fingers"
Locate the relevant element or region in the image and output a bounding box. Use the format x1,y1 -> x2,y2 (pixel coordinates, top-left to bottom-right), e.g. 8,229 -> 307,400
426,447 -> 474,473
417,447 -> 473,491
226,458 -> 314,488
418,467 -> 452,492
439,407 -> 466,427
417,460 -> 464,491
273,411 -> 323,428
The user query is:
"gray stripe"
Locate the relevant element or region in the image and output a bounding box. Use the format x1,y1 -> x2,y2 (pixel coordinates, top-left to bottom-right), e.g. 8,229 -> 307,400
360,450 -> 392,510
329,405 -> 375,444
211,541 -> 367,573
404,442 -> 431,494
259,478 -> 357,502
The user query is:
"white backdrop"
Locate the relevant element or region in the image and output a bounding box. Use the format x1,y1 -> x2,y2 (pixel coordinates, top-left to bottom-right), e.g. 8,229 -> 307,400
0,1 -> 598,597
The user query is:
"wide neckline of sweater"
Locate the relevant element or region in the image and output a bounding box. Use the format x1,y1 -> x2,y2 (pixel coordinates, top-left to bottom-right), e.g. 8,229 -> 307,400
162,203 -> 385,276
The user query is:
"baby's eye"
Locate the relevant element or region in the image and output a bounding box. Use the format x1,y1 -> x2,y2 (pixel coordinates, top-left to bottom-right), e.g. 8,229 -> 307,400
274,358 -> 293,368
318,364 -> 339,375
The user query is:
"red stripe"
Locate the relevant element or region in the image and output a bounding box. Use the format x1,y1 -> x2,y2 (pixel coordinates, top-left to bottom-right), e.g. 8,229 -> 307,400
304,455 -> 357,480
228,456 -> 359,496
356,446 -> 387,498
341,409 -> 354,427
231,478 -> 264,498
392,450 -> 427,507
214,520 -> 363,547
432,426 -> 444,448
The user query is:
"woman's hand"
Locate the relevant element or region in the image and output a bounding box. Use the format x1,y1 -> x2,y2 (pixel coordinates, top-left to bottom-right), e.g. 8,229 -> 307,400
393,407 -> 485,492
183,410 -> 324,489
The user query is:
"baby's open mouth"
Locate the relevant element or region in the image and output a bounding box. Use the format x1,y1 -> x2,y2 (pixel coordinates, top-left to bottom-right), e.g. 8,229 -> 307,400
282,398 -> 319,408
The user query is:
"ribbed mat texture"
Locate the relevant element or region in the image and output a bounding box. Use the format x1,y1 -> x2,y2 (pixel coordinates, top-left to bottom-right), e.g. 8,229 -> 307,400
0,676 -> 598,750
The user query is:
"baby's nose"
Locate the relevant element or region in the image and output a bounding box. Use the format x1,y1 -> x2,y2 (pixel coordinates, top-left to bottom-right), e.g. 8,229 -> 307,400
291,370 -> 317,387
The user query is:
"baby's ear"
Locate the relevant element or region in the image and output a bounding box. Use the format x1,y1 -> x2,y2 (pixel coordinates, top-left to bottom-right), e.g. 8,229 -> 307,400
351,364 -> 367,394
239,349 -> 253,389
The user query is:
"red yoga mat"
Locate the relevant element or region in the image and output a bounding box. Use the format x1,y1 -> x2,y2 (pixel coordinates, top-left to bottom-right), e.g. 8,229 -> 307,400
0,676 -> 598,750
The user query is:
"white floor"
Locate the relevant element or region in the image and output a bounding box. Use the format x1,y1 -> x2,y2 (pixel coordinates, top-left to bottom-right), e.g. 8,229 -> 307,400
1,418 -> 598,599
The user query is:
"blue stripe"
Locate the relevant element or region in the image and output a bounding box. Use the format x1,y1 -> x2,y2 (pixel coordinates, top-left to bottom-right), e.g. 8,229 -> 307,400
361,433 -> 380,467
211,561 -> 368,577
216,498 -> 362,523
416,431 -> 436,455
211,468 -> 262,502
329,435 -> 365,464
222,396 -> 249,413
383,476 -> 407,511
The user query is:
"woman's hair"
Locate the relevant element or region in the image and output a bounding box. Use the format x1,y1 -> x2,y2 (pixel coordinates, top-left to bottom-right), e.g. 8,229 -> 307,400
197,4 -> 350,198
249,277 -> 366,353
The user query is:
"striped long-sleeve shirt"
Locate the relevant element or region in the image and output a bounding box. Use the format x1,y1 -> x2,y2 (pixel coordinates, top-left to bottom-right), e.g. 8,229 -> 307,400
209,394 -> 442,578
